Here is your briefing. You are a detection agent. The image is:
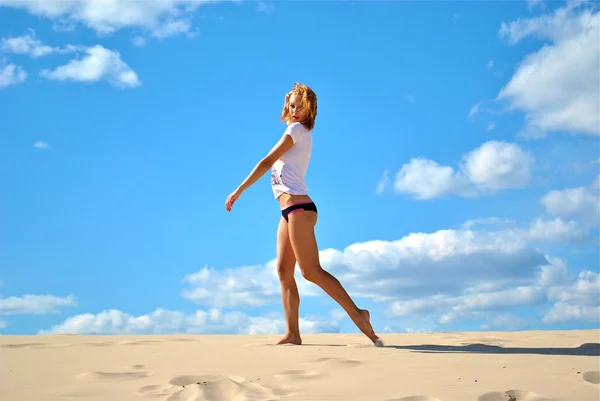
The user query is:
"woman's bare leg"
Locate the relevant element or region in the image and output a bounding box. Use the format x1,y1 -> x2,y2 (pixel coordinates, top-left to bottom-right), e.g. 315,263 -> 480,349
276,216 -> 302,345
287,210 -> 380,344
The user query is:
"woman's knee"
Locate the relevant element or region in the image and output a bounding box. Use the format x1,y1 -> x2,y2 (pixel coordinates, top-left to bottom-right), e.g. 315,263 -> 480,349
277,261 -> 295,281
299,264 -> 323,283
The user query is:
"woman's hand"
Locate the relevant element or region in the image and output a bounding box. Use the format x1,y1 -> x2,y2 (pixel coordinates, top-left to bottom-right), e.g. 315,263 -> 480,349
225,187 -> 243,212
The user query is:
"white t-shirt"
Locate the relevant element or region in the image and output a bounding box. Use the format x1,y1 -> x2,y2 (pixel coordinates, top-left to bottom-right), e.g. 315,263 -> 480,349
271,122 -> 312,199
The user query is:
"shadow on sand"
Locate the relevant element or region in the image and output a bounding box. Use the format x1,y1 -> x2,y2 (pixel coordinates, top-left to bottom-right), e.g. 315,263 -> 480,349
381,342 -> 600,356
268,342 -> 600,356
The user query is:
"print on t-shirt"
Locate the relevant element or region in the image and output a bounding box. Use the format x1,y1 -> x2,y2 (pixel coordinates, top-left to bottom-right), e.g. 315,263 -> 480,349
271,167 -> 283,186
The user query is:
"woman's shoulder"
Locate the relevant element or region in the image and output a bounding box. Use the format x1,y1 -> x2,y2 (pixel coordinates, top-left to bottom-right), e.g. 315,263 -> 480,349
290,122 -> 313,135
285,122 -> 311,138
288,121 -> 309,130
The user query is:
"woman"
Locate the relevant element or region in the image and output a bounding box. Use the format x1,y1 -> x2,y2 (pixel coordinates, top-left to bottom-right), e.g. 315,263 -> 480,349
225,83 -> 383,347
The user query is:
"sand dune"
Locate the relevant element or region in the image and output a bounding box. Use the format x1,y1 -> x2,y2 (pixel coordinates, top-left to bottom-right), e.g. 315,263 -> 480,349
1,330 -> 599,401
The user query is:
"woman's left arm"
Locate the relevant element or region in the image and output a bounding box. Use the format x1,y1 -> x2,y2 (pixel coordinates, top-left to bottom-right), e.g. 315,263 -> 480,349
225,133 -> 294,211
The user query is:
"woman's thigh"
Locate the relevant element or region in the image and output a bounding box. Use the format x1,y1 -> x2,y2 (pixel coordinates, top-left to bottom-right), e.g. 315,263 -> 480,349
276,216 -> 296,279
287,211 -> 321,276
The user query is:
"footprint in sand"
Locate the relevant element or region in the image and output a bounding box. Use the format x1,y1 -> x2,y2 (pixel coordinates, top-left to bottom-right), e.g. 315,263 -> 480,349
346,343 -> 381,348
0,342 -> 48,349
117,339 -> 160,346
385,397 -> 442,401
139,374 -> 290,401
77,370 -> 152,382
271,356 -> 362,382
307,357 -> 362,367
81,342 -> 115,347
583,371 -> 600,385
273,369 -> 322,380
477,389 -> 555,401
169,337 -> 196,342
67,366 -> 153,399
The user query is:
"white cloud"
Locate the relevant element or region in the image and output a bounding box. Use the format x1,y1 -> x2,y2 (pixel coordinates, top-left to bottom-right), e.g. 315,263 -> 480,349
39,308 -> 343,335
388,284 -> 545,323
525,217 -> 588,244
0,29 -> 64,57
0,31 -> 140,89
40,45 -> 141,88
181,260 -> 319,309
151,19 -> 196,39
0,319 -> 6,329
383,326 -> 431,334
571,158 -> 600,175
0,294 -> 76,315
497,2 -> 600,137
52,18 -> 77,32
387,255 -> 598,326
537,256 -> 571,287
131,36 -> 147,47
256,1 -> 273,13
543,270 -> 600,324
0,0 -> 230,38
301,227 -> 545,304
547,270 -> 600,307
463,216 -> 590,245
543,302 -> 599,324
487,122 -> 496,131
392,158 -> 474,200
527,0 -> 545,11
0,62 -> 27,88
468,102 -> 480,119
480,313 -> 530,331
181,264 -> 279,308
375,170 -> 389,194
33,141 -> 49,149
387,140 -> 534,199
178,219 -> 584,312
539,176 -> 600,227
462,140 -> 534,190
462,217 -> 517,230
170,212 -> 596,332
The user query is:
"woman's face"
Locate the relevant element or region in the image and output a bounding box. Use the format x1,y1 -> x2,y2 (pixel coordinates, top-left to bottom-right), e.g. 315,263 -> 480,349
288,93 -> 307,123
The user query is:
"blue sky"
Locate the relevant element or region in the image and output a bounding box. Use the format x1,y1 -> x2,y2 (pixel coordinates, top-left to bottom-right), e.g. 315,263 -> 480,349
0,0 -> 598,336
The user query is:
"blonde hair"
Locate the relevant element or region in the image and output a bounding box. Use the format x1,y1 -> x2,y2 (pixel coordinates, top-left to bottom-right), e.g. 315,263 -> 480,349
280,82 -> 318,131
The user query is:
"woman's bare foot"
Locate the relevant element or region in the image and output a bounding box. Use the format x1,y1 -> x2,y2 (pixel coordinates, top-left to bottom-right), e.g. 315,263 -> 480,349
277,332 -> 302,345
351,309 -> 380,344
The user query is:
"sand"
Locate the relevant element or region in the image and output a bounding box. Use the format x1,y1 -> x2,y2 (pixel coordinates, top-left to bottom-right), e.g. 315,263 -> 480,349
1,329 -> 599,401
